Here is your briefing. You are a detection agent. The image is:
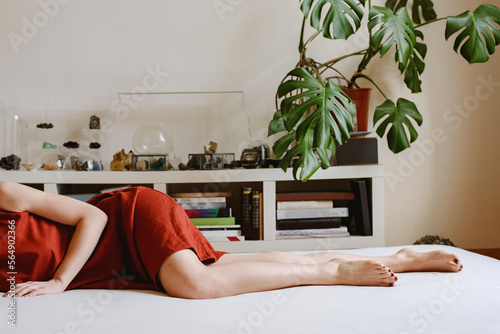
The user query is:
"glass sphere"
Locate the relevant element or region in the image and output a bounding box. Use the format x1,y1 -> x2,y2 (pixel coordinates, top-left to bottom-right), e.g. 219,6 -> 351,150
132,122 -> 173,154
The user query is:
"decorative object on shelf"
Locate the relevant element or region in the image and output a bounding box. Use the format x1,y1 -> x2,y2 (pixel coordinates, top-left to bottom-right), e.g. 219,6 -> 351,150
63,141 -> 79,149
204,141 -> 218,154
268,1 -> 500,181
240,149 -> 260,168
132,154 -> 168,171
414,235 -> 455,246
89,115 -> 100,129
125,150 -> 134,170
187,153 -> 235,170
36,122 -> 53,129
110,149 -> 128,171
0,154 -> 21,170
89,142 -> 101,149
42,142 -> 57,149
22,163 -> 42,171
132,121 -> 173,155
43,161 -> 60,170
1,109 -> 27,167
63,151 -> 103,171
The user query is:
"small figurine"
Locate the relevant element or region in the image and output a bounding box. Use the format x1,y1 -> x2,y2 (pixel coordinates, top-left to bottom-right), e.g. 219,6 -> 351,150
63,141 -> 79,149
89,142 -> 101,149
89,115 -> 100,129
204,141 -> 218,154
110,149 -> 127,171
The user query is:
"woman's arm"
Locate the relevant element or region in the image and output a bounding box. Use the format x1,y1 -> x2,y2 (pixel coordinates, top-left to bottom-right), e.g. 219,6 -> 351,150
0,181 -> 108,297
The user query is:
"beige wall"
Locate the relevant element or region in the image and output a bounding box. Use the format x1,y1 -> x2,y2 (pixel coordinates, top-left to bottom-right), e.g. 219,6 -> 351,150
1,0 -> 499,248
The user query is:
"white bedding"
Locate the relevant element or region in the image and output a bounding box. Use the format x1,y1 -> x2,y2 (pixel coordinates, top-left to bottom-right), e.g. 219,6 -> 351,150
2,245 -> 499,334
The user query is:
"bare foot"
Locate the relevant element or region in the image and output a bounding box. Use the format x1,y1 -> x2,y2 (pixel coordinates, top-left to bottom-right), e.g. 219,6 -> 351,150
328,259 -> 397,287
393,248 -> 463,273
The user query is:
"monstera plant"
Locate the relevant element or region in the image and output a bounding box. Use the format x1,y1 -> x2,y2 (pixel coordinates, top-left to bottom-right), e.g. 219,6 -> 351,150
268,0 -> 500,181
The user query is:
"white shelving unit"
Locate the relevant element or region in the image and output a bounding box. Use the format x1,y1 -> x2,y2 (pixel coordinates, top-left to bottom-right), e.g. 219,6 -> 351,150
0,165 -> 385,253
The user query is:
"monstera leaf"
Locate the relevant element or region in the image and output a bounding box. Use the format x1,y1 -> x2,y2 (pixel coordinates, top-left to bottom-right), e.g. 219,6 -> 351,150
373,98 -> 423,153
445,4 -> 500,64
300,0 -> 366,40
385,0 -> 437,24
273,67 -> 356,181
398,30 -> 427,93
369,6 -> 416,68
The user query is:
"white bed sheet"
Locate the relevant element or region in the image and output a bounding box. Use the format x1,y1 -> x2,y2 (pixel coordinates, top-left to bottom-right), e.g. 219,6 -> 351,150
1,245 -> 499,334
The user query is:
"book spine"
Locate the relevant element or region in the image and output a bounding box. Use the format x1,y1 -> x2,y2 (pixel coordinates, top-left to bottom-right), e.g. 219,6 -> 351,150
240,187 -> 252,239
184,208 -> 232,218
276,207 -> 349,220
275,192 -> 355,201
190,217 -> 236,226
252,190 -> 261,240
174,197 -> 227,203
276,200 -> 333,210
276,217 -> 342,230
179,202 -> 227,209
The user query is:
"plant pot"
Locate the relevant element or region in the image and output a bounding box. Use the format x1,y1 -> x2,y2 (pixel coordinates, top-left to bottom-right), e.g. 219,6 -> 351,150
341,87 -> 371,132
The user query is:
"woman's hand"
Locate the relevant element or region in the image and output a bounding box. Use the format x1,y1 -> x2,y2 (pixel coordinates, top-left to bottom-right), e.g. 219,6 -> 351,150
2,279 -> 67,298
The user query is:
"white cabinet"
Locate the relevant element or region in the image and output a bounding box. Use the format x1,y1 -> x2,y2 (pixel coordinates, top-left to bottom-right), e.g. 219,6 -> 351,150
0,165 -> 385,253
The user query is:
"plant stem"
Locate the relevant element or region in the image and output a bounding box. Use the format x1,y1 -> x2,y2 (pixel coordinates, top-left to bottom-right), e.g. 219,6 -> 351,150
299,17 -> 307,60
318,49 -> 368,70
415,17 -> 446,29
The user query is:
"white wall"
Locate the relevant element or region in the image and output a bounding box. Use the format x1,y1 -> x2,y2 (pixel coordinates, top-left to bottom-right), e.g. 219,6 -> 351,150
1,0 -> 499,248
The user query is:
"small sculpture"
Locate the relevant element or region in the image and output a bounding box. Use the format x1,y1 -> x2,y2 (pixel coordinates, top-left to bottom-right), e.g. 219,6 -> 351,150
43,142 -> 57,149
0,154 -> 21,170
110,149 -> 127,171
204,141 -> 218,154
89,115 -> 100,129
89,142 -> 101,149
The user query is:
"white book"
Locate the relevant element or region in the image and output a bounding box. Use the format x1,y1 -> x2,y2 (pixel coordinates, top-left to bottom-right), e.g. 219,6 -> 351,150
174,197 -> 226,204
197,224 -> 241,230
277,200 -> 333,210
179,202 -> 227,209
276,227 -> 349,239
276,207 -> 349,220
204,235 -> 245,241
200,230 -> 241,237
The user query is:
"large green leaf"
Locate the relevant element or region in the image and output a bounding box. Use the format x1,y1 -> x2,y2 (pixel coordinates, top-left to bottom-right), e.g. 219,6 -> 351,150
398,30 -> 427,93
300,0 -> 366,40
385,0 -> 437,25
373,98 -> 423,153
445,4 -> 500,64
273,67 -> 356,180
369,6 -> 416,68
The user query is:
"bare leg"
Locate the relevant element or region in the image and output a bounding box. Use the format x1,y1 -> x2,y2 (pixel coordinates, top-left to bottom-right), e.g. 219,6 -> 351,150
214,248 -> 463,273
158,249 -> 396,299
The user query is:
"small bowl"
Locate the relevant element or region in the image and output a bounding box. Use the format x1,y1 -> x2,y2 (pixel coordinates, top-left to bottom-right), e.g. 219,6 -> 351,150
22,163 -> 42,171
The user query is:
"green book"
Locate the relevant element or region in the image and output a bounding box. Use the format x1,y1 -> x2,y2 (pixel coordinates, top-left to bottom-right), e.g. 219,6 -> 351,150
190,217 -> 236,226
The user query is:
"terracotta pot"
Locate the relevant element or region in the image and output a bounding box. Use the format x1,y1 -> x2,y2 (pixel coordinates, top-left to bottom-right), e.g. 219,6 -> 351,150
341,87 -> 371,132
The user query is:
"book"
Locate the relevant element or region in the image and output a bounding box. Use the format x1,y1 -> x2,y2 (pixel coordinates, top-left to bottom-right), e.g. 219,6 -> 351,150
276,192 -> 355,201
241,186 -> 252,239
183,208 -> 232,218
276,200 -> 334,210
203,235 -> 245,242
170,192 -> 232,198
276,207 -> 349,220
196,224 -> 241,230
251,190 -> 261,240
350,179 -> 372,236
179,202 -> 227,209
174,196 -> 227,204
199,229 -> 242,237
276,217 -> 342,230
190,217 -> 236,226
276,226 -> 350,239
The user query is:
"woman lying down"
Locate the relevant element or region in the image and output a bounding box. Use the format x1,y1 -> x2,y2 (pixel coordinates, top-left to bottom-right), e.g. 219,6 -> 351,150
0,181 -> 463,299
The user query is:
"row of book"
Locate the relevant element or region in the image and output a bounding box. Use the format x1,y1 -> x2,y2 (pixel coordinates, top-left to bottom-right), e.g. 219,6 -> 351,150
171,192 -> 245,241
275,191 -> 351,239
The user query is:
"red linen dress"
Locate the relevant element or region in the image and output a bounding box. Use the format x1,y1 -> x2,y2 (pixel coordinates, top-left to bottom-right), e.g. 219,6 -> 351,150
0,187 -> 227,292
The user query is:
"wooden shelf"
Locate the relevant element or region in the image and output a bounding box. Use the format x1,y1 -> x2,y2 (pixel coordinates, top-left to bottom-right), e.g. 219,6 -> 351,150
0,165 -> 385,253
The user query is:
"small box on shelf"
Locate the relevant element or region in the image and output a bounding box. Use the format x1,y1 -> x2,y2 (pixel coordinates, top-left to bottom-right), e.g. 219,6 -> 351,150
132,154 -> 168,171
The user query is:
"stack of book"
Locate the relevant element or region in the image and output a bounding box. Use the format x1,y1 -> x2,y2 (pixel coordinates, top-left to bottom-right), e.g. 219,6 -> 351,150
171,192 -> 244,241
240,187 -> 262,240
275,192 -> 353,239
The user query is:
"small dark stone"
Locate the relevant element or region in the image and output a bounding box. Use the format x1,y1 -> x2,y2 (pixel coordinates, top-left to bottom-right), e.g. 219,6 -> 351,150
0,154 -> 21,170
36,123 -> 54,129
89,142 -> 101,149
63,141 -> 79,149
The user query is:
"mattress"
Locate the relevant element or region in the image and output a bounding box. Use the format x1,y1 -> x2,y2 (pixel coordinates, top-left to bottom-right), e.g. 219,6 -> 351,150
1,245 -> 499,334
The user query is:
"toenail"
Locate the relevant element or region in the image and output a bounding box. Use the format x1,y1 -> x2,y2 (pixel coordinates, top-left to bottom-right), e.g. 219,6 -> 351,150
395,277 -> 398,281
391,273 -> 394,276
454,259 -> 459,264
389,283 -> 393,287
